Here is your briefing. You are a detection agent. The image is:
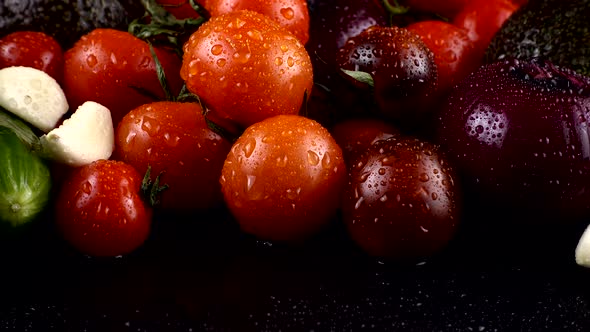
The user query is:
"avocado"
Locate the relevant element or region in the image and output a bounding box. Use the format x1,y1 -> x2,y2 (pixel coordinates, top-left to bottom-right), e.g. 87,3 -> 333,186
485,0 -> 590,76
0,0 -> 144,48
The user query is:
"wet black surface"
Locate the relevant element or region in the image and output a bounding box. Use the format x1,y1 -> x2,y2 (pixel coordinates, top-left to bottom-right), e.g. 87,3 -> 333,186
2,204 -> 590,331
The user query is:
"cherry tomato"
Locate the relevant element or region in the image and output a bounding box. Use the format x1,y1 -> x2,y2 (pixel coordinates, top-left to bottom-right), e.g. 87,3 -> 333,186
63,28 -> 184,127
342,136 -> 461,260
181,10 -> 313,130
202,0 -> 310,44
0,31 -> 64,83
407,20 -> 480,94
55,159 -> 153,257
453,0 -> 519,59
115,101 -> 233,212
220,114 -> 346,242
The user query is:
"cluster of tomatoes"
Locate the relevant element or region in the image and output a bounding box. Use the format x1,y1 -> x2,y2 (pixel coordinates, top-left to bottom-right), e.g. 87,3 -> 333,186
0,0 -> 525,260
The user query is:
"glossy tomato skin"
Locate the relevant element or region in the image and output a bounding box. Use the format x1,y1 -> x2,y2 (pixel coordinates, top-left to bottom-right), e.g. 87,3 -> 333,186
203,0 -> 310,44
115,101 -> 232,212
336,26 -> 438,129
0,31 -> 64,83
181,10 -> 313,130
453,0 -> 519,59
407,20 -> 480,94
342,136 -> 461,261
63,29 -> 183,127
220,114 -> 346,242
55,160 -> 152,257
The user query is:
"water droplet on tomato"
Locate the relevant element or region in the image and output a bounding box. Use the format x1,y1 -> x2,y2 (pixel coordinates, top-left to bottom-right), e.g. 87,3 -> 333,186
245,175 -> 256,192
164,133 -> 180,147
431,192 -> 438,200
233,51 -> 251,64
125,132 -> 136,145
354,196 -> 364,210
216,58 -> 226,67
287,57 -> 295,67
247,29 -> 263,41
23,95 -> 32,105
277,155 -> 288,167
275,57 -> 284,66
141,116 -> 160,136
140,56 -> 151,68
211,44 -> 223,55
81,181 -> 93,194
419,173 -> 429,182
242,139 -> 256,158
280,7 -> 295,20
110,52 -> 117,64
280,45 -> 289,53
86,54 -> 98,68
307,150 -> 320,166
321,152 -> 332,169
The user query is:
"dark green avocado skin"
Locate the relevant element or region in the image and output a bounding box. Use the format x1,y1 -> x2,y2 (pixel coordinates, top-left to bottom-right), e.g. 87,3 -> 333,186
0,0 -> 144,48
485,0 -> 590,76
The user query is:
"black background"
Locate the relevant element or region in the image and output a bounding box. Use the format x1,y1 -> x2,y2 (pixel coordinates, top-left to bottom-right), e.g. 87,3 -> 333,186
2,202 -> 590,331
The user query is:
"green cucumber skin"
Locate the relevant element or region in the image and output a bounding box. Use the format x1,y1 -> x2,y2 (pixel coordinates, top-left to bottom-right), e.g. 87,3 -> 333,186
0,0 -> 144,48
0,128 -> 51,228
485,0 -> 590,76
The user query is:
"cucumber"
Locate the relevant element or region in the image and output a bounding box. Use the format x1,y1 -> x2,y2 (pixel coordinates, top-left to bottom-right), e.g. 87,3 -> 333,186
0,127 -> 51,228
0,0 -> 144,48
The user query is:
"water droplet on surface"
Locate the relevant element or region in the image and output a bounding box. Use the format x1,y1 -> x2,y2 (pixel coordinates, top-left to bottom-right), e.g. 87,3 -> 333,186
211,44 -> 223,55
23,95 -> 32,105
280,7 -> 295,20
307,150 -> 320,166
81,181 -> 93,194
216,58 -> 227,67
245,175 -> 256,192
86,54 -> 98,68
419,173 -> 429,182
242,139 -> 256,158
141,116 -> 160,136
354,197 -> 364,209
321,152 -> 332,169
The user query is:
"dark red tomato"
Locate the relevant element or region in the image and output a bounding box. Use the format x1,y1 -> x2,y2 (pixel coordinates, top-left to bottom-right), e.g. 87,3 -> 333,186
55,159 -> 152,257
453,0 -> 519,59
0,31 -> 64,83
407,20 -> 480,94
157,0 -> 202,19
399,0 -> 472,19
63,28 -> 184,127
202,0 -> 310,44
336,26 -> 438,128
341,136 -> 461,261
181,10 -> 313,130
306,0 -> 388,91
330,117 -> 399,163
220,114 -> 346,242
115,101 -> 232,212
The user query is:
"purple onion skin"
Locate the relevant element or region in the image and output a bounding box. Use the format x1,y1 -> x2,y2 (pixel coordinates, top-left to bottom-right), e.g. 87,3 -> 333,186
435,58 -> 590,223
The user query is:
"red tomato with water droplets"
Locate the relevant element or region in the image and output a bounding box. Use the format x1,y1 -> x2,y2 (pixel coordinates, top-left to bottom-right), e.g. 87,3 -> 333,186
407,20 -> 480,94
202,0 -> 310,44
0,31 -> 64,83
181,10 -> 313,130
342,136 -> 461,261
336,26 -> 438,128
115,101 -> 232,212
220,114 -> 346,242
63,29 -> 184,127
55,160 -> 152,257
453,0 -> 519,59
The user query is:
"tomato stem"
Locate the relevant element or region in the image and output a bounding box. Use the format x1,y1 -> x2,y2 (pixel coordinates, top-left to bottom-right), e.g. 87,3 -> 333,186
148,42 -> 174,102
141,166 -> 169,207
129,0 -> 207,53
382,0 -> 410,16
